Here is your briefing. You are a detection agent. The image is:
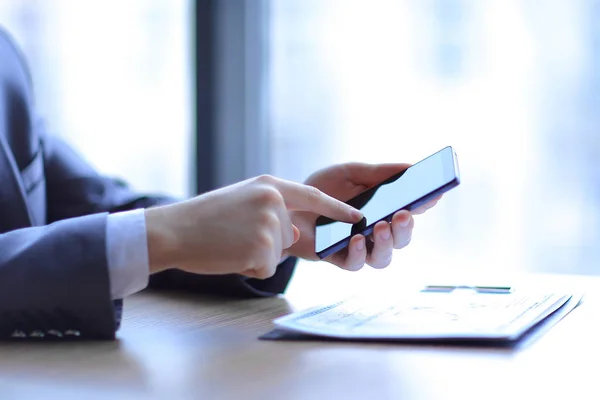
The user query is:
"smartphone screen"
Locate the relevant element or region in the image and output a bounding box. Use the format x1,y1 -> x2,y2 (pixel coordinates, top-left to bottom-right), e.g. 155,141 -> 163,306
314,146 -> 460,259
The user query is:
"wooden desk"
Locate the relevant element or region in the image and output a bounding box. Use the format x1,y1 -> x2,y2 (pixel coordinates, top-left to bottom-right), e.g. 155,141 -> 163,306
0,265 -> 598,400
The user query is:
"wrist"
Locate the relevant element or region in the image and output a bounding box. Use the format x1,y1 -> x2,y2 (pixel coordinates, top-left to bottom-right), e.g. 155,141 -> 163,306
145,207 -> 177,274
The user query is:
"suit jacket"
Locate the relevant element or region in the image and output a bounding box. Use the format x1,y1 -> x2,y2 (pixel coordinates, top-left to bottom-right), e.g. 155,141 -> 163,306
0,28 -> 296,340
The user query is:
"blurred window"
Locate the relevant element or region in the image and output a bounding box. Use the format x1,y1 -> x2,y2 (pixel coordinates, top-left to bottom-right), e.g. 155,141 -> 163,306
269,0 -> 600,275
0,0 -> 193,197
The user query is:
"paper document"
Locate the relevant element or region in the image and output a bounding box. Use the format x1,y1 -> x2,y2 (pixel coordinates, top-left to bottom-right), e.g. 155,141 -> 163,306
273,287 -> 582,341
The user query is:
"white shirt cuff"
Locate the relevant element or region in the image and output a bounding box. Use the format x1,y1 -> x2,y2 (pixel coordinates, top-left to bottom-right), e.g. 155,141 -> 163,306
106,209 -> 150,299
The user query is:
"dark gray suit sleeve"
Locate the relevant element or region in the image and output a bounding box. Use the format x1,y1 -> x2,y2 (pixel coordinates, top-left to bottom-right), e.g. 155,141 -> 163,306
0,213 -> 117,339
43,134 -> 297,299
43,134 -> 173,222
147,257 -> 297,298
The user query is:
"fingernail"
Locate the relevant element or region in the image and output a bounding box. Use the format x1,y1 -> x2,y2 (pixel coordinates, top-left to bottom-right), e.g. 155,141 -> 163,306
351,209 -> 363,220
400,217 -> 411,227
380,230 -> 391,240
355,239 -> 364,251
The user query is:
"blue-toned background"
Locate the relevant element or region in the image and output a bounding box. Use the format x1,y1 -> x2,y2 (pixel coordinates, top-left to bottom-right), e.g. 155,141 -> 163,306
3,0 -> 600,277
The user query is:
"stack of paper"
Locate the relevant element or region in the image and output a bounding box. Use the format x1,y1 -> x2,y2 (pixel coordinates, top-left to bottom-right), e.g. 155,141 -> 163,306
268,286 -> 583,344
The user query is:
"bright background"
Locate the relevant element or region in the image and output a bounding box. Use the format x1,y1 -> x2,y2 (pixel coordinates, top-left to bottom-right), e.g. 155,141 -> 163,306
0,0 -> 193,199
269,0 -> 600,278
2,0 -> 600,281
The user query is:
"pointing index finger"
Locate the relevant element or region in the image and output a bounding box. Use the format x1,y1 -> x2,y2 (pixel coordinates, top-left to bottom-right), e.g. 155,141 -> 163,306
274,179 -> 362,223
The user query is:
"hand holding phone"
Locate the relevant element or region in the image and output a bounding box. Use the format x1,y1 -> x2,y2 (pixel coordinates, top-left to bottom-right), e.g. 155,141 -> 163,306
314,146 -> 460,259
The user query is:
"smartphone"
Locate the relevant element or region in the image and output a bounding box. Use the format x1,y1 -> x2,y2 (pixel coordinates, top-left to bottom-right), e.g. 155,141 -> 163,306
314,146 -> 460,259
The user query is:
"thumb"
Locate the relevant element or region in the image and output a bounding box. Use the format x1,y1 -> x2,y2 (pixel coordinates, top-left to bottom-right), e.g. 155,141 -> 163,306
292,225 -> 300,244
280,225 -> 300,261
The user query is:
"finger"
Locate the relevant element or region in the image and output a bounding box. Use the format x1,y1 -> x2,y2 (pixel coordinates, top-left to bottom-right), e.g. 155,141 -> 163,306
412,195 -> 442,215
274,204 -> 296,250
242,268 -> 262,279
271,177 -> 362,223
391,210 -> 414,249
327,235 -> 367,271
292,225 -> 300,244
242,263 -> 276,280
280,225 -> 301,261
366,221 -> 394,269
344,162 -> 411,187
